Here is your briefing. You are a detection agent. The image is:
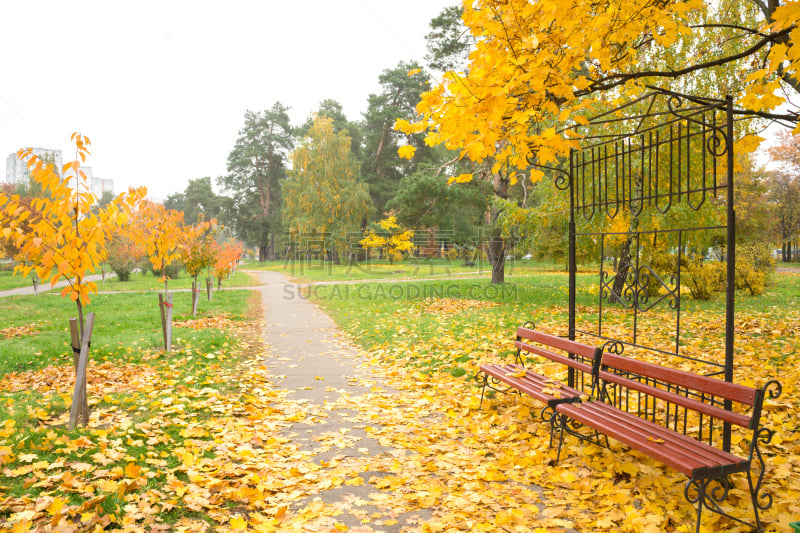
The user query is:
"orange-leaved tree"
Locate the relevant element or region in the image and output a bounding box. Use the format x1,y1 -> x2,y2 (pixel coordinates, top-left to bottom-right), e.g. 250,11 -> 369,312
182,218 -> 218,313
0,134 -> 146,333
132,200 -> 186,294
182,218 -> 218,284
213,241 -> 243,290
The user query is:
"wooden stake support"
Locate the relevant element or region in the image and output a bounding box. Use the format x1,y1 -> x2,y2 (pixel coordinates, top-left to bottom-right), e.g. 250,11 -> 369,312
69,313 -> 94,429
191,281 -> 199,317
32,276 -> 38,296
159,292 -> 173,352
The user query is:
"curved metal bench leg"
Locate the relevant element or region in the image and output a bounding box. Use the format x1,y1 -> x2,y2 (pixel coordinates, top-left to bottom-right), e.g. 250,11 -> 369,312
555,414 -> 567,464
476,372 -> 488,408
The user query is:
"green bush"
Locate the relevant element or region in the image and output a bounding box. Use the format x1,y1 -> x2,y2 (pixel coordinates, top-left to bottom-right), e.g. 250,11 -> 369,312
150,263 -> 182,279
106,236 -> 141,282
684,257 -> 726,300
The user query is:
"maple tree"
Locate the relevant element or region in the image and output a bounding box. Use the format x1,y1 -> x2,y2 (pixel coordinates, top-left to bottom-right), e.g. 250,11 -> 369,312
106,230 -> 146,282
181,218 -> 218,283
132,200 -> 186,293
360,216 -> 415,264
398,0 -> 800,185
0,134 -> 145,328
213,241 -> 243,289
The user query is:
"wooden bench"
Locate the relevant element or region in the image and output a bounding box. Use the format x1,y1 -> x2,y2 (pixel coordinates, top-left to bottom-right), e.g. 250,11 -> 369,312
475,323 -> 602,445
551,343 -> 782,532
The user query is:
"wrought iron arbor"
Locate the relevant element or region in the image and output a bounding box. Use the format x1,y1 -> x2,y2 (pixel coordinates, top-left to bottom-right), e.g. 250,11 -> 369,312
551,89 -> 740,451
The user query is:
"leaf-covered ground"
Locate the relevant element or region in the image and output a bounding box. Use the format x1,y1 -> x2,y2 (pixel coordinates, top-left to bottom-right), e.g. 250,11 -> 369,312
0,279 -> 798,532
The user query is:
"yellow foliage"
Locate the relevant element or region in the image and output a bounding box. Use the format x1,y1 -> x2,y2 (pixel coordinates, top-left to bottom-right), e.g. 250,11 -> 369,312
398,145 -> 416,159
0,134 -> 146,306
360,216 -> 414,263
395,0 -> 795,171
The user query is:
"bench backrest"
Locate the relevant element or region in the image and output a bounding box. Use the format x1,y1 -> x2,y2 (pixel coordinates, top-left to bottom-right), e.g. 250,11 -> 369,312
599,352 -> 758,430
515,327 -> 602,387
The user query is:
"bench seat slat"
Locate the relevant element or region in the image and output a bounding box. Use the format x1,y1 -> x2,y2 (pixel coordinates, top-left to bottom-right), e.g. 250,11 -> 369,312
479,363 -> 583,406
516,327 -> 597,359
557,400 -> 748,478
598,370 -> 753,429
601,353 -> 757,406
515,341 -> 595,375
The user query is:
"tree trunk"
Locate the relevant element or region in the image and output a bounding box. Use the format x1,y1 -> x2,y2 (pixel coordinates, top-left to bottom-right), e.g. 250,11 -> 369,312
258,245 -> 267,262
267,232 -> 277,261
611,236 -> 633,304
487,236 -> 505,284
487,165 -> 510,285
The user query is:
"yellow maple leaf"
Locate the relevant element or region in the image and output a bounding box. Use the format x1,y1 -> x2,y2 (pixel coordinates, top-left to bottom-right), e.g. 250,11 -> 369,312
47,496 -> 66,515
124,462 -> 141,479
230,516 -> 247,530
11,520 -> 32,533
398,145 -> 416,159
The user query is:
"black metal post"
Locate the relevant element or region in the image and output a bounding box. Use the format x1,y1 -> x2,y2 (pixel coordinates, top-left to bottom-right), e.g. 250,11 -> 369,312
723,96 -> 735,453
568,150 -> 577,388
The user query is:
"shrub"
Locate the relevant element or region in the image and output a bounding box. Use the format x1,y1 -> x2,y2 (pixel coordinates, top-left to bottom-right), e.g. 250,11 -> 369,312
107,235 -> 144,282
735,243 -> 775,296
684,257 -> 726,300
150,262 -> 182,279
446,248 -> 459,262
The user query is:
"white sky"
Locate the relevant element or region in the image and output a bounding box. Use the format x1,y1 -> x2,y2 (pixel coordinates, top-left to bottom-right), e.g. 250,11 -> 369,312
0,1 -> 453,201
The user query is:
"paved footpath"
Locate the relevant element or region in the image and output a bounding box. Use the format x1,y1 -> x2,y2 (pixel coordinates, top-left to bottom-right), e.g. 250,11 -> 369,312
253,270 -> 433,531
0,272 -> 114,298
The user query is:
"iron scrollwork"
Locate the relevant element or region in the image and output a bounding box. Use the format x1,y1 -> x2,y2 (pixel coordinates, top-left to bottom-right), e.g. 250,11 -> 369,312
666,94 -> 729,159
601,339 -> 625,355
764,380 -> 782,400
635,266 -> 679,312
475,371 -> 522,408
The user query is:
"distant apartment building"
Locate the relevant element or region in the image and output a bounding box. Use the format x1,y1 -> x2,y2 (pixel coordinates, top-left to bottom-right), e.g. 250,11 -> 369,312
64,166 -> 115,197
5,148 -> 63,184
90,176 -> 114,197
6,149 -> 113,197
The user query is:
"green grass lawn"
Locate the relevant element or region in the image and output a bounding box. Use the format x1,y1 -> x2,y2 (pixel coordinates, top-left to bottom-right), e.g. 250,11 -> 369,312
97,269 -> 256,292
0,288 -> 253,375
0,270 -> 35,291
241,256 -> 568,283
310,267 -> 800,377
0,268 -> 256,293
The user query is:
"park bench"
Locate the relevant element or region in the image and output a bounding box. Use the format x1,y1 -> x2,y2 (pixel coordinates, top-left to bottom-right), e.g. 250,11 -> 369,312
476,327 -> 781,531
475,323 -> 602,444
550,343 -> 782,532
